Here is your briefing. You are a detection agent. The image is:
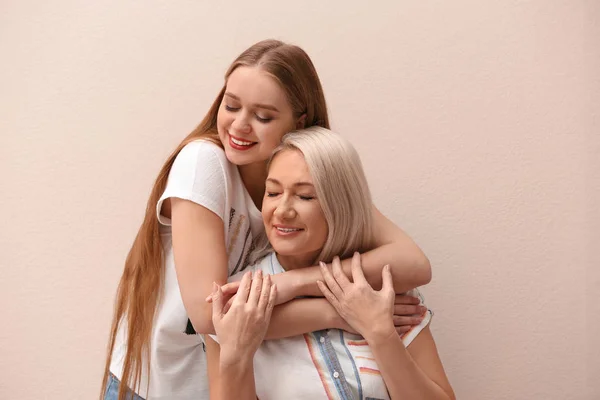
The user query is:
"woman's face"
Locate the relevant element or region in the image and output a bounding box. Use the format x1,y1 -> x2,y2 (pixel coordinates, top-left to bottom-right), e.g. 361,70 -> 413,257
262,150 -> 328,269
217,66 -> 298,166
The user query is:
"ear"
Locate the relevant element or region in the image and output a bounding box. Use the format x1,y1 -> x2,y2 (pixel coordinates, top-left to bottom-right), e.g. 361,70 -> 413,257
295,114 -> 307,130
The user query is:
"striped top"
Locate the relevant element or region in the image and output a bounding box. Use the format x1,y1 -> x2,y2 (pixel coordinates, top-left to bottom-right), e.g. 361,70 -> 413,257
228,252 -> 433,400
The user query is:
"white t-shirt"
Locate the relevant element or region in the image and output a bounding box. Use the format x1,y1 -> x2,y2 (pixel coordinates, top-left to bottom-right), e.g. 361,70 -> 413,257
110,140 -> 263,400
228,253 -> 432,400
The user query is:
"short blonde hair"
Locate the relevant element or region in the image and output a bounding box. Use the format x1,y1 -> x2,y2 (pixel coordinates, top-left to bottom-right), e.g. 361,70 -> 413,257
259,127 -> 374,264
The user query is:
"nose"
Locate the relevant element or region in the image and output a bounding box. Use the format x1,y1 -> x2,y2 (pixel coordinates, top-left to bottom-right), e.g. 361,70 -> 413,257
231,111 -> 251,135
273,195 -> 297,220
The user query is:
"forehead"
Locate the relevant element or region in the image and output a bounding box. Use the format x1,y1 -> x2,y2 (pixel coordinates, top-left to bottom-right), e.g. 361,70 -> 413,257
226,66 -> 290,109
268,150 -> 313,183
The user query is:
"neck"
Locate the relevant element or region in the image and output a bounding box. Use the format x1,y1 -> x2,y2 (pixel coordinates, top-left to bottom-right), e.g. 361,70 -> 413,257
276,249 -> 321,271
238,161 -> 268,209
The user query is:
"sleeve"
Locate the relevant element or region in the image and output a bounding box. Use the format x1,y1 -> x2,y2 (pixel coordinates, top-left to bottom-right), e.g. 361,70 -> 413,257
156,141 -> 228,226
400,288 -> 433,347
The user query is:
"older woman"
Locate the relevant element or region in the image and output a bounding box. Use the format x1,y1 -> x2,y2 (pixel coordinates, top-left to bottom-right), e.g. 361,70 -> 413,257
207,127 -> 454,400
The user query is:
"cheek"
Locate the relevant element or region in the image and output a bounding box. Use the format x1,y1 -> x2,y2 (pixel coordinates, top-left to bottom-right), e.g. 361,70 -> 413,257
307,207 -> 328,239
256,120 -> 293,144
216,109 -> 229,128
262,202 -> 274,225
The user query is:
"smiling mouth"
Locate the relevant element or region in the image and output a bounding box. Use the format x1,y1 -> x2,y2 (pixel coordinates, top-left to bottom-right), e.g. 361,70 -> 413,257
228,133 -> 257,148
275,227 -> 303,233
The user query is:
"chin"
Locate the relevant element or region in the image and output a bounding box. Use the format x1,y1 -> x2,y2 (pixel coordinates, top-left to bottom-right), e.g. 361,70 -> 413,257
270,242 -> 301,256
223,147 -> 250,166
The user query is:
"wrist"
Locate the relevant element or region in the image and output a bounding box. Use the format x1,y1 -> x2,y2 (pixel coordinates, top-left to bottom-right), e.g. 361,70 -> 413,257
363,322 -> 397,345
294,265 -> 323,298
328,307 -> 346,330
219,348 -> 254,369
281,268 -> 304,300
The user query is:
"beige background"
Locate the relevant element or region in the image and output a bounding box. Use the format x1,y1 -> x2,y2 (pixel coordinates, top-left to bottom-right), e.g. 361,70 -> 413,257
1,1 -> 598,399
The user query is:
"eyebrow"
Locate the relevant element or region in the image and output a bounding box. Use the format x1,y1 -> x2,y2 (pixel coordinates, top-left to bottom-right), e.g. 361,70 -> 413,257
266,178 -> 314,188
224,92 -> 280,112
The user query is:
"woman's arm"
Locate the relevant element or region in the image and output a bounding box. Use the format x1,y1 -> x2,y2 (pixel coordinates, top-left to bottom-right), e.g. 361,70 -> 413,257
206,335 -> 256,400
222,205 -> 431,302
368,326 -> 455,400
170,198 -> 230,334
264,297 -> 348,338
171,196 -> 425,338
206,271 -> 276,400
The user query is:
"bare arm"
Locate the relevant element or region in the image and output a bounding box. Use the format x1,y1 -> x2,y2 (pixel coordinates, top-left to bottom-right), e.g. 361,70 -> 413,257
170,198 -> 229,334
171,198 -> 424,337
206,335 -> 257,400
368,326 -> 455,400
206,272 -> 276,400
264,297 -> 346,339
256,205 -> 431,301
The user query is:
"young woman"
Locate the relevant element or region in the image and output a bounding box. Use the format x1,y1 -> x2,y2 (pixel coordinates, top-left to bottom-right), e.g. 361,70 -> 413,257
208,128 -> 454,400
102,40 -> 431,400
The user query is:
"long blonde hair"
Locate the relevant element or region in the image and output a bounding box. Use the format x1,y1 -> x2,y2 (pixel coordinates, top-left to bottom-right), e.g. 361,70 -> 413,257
253,127 -> 374,265
100,39 -> 330,400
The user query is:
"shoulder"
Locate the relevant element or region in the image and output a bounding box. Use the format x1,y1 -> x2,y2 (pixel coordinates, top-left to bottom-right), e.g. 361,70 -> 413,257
168,139 -> 230,186
176,139 -> 227,166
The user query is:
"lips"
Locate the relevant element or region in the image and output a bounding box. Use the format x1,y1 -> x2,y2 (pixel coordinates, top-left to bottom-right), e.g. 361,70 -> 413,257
276,227 -> 302,232
228,133 -> 257,150
273,224 -> 304,236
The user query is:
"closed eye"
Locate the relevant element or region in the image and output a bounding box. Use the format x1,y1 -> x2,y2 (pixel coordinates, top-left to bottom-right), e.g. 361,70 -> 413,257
266,192 -> 280,197
256,114 -> 272,123
299,195 -> 315,201
225,105 -> 240,112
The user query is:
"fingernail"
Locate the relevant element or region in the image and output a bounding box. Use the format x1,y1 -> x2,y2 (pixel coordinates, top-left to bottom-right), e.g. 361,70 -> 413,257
212,282 -> 217,290
385,264 -> 390,271
319,261 -> 326,268
257,269 -> 262,277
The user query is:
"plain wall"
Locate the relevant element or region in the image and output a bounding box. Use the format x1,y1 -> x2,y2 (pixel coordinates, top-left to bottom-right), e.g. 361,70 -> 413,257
1,1 -> 598,399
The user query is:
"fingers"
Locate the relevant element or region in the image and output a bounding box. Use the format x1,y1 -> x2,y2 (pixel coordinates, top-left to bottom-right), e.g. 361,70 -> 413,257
319,261 -> 344,299
392,315 -> 423,327
393,304 -> 425,316
234,271 -> 253,305
205,281 -> 241,303
264,283 -> 277,321
248,270 -> 263,306
211,282 -> 224,321
394,294 -> 420,305
395,325 -> 411,335
317,280 -> 341,311
331,256 -> 351,289
223,295 -> 234,314
381,264 -> 393,293
257,274 -> 272,311
350,252 -> 368,285
221,281 -> 241,295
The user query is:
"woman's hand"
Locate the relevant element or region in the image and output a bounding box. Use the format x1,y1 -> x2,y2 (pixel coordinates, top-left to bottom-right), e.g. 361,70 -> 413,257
208,271 -> 296,306
211,270 -> 277,365
317,252 -> 396,342
393,294 -> 426,335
